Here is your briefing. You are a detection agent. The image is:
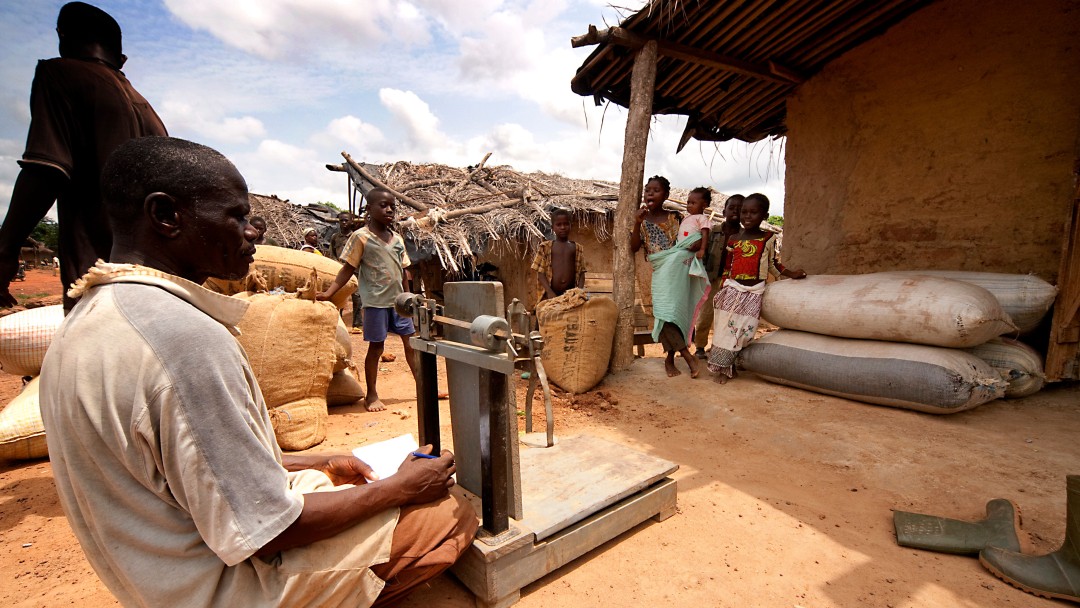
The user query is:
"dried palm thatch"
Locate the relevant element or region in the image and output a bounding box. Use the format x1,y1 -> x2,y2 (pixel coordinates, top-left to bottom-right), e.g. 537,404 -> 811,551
248,193 -> 341,249
334,153 -> 629,271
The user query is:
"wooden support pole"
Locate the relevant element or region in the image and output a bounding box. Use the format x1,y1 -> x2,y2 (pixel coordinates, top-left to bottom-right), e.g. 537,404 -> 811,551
611,40 -> 658,372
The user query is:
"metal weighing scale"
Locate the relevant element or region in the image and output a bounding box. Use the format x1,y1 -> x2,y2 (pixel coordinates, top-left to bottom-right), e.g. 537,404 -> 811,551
398,282 -> 678,608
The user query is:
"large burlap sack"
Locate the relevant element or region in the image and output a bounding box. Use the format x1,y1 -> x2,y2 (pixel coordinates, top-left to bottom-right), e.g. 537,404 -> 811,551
333,317 -> 352,373
0,377 -> 47,461
205,245 -> 358,309
761,274 -> 1017,348
964,337 -> 1045,399
0,305 -> 64,377
536,289 -> 617,394
234,293 -> 338,450
741,330 -> 1005,413
327,368 -> 365,406
885,271 -> 1057,334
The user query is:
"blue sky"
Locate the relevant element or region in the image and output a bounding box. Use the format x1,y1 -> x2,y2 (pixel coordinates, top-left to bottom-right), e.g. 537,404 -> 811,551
0,0 -> 787,221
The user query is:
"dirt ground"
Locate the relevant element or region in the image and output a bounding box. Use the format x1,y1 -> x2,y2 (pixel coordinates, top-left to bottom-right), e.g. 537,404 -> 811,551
1,269 -> 1077,607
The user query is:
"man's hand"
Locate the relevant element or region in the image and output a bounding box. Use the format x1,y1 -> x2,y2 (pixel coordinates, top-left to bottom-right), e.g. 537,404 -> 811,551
315,290 -> 331,301
319,455 -> 379,485
389,444 -> 456,506
0,254 -> 19,307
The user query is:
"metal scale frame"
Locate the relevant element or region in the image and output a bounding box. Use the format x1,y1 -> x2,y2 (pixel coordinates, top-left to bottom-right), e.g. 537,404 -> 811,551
398,282 -> 679,608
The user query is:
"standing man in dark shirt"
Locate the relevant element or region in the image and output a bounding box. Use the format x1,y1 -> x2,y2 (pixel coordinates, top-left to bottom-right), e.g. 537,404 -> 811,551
0,2 -> 167,311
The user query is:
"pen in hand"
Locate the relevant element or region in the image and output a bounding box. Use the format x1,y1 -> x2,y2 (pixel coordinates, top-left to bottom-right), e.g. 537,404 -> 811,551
410,451 -> 438,459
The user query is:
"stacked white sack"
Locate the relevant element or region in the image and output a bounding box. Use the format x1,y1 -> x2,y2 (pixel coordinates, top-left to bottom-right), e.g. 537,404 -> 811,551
963,337 -> 1045,399
883,271 -> 1056,334
760,274 -> 1017,347
740,330 -> 1006,413
0,305 -> 64,377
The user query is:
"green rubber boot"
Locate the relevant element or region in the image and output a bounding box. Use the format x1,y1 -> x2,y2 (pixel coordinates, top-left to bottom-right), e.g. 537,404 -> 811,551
893,498 -> 1024,555
979,475 -> 1080,604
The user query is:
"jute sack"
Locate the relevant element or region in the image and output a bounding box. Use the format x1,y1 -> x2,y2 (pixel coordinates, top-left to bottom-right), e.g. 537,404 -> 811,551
205,245 -> 358,309
884,271 -> 1057,334
964,337 -> 1045,399
536,289 -> 617,394
761,274 -> 1017,348
333,317 -> 352,373
0,305 -> 64,377
740,330 -> 1005,414
0,377 -> 47,461
327,368 -> 365,406
234,293 -> 338,450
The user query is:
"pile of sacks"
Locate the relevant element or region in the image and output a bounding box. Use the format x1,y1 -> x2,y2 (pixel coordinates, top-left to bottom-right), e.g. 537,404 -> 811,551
0,305 -> 64,461
209,245 -> 364,450
740,271 -> 1056,413
0,246 -> 366,462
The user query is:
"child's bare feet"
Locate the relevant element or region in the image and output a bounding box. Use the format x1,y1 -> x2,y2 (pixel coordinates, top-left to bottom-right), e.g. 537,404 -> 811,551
679,349 -> 700,378
664,354 -> 681,377
365,396 -> 386,412
713,373 -> 729,385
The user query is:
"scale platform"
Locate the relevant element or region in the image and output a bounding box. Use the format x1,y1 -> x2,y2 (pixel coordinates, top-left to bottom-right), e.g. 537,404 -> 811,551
451,434 -> 678,608
404,282 -> 679,607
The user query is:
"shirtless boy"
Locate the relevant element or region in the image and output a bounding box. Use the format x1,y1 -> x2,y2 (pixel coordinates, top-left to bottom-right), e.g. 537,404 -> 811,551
532,209 -> 586,305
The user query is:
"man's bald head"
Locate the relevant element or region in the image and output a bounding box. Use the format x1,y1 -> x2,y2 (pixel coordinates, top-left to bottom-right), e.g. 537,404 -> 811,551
101,137 -> 244,231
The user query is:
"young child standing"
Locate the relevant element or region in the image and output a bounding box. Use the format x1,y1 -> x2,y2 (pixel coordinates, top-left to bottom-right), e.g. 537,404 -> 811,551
630,175 -> 701,379
319,187 -> 417,411
694,194 -> 744,358
531,209 -> 586,306
709,193 -> 806,384
678,187 -> 712,259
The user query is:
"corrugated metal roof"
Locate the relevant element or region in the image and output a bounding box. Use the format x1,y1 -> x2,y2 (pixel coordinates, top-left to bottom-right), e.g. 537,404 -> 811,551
571,0 -> 936,147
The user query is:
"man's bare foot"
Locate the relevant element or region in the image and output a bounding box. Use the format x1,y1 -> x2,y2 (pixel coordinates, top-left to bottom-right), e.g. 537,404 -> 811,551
365,397 -> 386,412
665,357 -> 681,377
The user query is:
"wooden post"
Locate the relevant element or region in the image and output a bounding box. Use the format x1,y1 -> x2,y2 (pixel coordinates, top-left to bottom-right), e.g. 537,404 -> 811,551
611,40 -> 658,372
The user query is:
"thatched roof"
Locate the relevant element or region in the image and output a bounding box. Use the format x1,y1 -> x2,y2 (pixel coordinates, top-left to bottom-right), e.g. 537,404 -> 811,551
571,0 -> 934,147
328,153 -> 746,270
330,155 -> 625,271
248,193 -> 341,250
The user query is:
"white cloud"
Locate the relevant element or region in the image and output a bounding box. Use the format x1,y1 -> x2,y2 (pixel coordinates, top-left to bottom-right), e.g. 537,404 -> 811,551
319,116 -> 386,153
163,0 -> 430,59
158,100 -> 266,144
378,89 -> 453,153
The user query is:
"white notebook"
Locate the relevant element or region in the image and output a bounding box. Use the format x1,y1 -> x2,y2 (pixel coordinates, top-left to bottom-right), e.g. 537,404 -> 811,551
351,433 -> 419,480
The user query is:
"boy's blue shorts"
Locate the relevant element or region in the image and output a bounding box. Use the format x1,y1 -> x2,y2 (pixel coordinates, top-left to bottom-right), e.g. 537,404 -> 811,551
363,307 -> 415,343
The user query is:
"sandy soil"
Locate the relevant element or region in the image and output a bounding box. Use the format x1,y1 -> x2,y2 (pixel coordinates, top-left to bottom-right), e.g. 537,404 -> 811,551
1,271 -> 1076,607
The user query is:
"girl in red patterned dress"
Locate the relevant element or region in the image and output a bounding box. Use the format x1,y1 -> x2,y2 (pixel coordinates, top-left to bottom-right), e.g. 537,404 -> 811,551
708,193 -> 806,383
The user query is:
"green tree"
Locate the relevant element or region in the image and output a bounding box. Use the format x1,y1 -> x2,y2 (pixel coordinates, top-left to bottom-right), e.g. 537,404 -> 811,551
30,217 -> 59,251
767,214 -> 784,227
316,200 -> 343,213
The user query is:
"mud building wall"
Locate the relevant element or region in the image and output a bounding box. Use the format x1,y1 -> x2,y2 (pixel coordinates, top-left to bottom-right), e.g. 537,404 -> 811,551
783,0 -> 1080,282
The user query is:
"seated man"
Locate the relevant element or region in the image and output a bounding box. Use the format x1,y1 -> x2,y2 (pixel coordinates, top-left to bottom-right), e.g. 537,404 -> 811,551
39,136 -> 477,608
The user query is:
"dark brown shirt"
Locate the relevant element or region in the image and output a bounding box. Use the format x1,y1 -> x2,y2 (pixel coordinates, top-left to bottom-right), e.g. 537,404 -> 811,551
20,57 -> 167,296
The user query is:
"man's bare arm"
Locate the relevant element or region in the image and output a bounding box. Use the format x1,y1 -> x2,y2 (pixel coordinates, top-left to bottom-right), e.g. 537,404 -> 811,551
257,447 -> 457,557
0,165 -> 65,307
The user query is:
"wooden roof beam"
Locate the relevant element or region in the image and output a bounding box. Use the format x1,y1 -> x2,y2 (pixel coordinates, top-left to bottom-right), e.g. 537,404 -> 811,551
571,25 -> 803,85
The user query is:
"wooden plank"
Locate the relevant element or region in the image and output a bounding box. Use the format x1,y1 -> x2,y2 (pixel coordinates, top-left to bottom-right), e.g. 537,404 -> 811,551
585,278 -> 614,292
1046,177 -> 1080,380
516,434 -> 678,541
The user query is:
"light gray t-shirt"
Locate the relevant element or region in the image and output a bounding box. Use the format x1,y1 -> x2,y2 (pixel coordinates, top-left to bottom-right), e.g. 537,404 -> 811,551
39,267 -> 394,607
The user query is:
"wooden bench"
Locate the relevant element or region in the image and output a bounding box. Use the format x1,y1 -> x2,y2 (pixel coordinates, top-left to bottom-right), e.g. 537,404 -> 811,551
584,272 -> 655,355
